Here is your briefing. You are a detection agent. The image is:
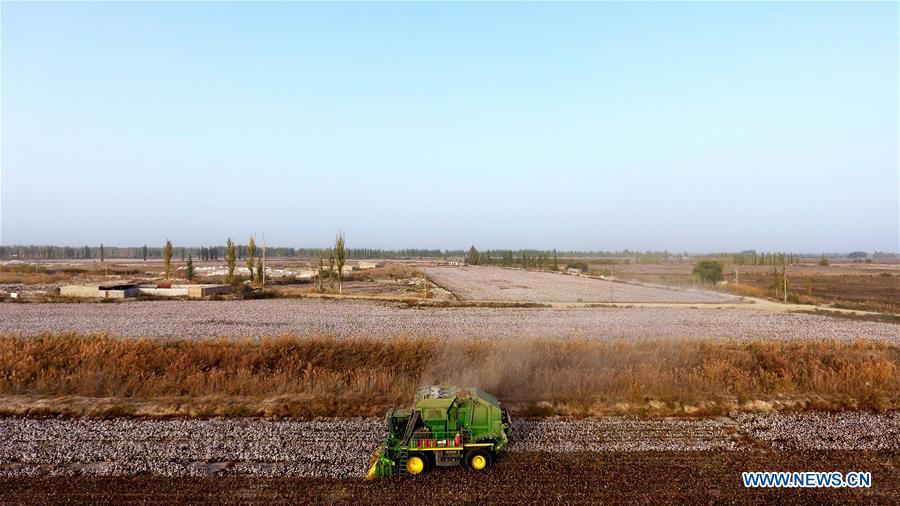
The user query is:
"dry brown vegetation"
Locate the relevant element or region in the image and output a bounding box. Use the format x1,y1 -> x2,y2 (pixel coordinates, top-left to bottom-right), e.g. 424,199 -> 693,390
1,333 -> 897,418
0,334 -> 429,417
0,263 -> 147,287
0,271 -> 68,285
793,309 -> 900,325
449,338 -> 900,415
347,264 -> 424,281
0,264 -> 68,285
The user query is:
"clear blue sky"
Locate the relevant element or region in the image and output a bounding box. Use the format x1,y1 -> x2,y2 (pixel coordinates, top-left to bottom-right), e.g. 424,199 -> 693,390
2,2 -> 897,252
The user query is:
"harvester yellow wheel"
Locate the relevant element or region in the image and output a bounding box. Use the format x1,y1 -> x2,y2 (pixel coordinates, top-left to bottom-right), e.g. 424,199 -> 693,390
466,450 -> 491,471
407,456 -> 425,475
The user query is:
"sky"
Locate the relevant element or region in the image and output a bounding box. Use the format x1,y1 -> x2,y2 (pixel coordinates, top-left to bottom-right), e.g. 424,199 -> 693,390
1,2 -> 898,252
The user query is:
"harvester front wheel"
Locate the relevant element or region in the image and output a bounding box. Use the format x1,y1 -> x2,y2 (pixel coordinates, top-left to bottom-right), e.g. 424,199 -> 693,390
466,450 -> 491,471
406,455 -> 428,476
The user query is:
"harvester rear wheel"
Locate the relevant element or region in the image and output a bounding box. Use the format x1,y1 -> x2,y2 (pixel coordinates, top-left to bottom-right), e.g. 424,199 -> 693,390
466,450 -> 491,471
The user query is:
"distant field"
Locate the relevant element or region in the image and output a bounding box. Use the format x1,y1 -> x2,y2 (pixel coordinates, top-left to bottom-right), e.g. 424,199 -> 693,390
425,266 -> 734,303
4,259 -> 896,314
590,261 -> 900,313
2,299 -> 897,342
731,270 -> 899,313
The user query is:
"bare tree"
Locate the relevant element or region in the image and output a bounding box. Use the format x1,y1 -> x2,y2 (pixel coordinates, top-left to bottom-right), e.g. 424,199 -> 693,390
186,254 -> 194,281
334,233 -> 346,294
328,250 -> 335,290
226,238 -> 236,284
163,240 -> 173,279
246,236 -> 256,285
466,246 -> 479,265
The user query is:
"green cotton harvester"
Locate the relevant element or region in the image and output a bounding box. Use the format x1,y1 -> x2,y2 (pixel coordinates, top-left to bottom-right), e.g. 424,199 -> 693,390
366,386 -> 511,478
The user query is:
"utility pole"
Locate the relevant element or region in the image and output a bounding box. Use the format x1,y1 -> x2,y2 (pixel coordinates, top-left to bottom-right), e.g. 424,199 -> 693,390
262,233 -> 266,288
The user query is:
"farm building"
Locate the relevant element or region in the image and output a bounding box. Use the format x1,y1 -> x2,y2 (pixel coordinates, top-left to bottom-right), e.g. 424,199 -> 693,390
61,282 -> 231,299
138,283 -> 232,298
61,282 -> 140,299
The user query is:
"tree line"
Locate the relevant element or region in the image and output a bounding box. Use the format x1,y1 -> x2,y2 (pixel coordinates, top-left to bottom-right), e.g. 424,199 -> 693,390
0,245 -> 463,260
465,246 -> 561,270
2,245 -> 893,262
172,233 -> 348,291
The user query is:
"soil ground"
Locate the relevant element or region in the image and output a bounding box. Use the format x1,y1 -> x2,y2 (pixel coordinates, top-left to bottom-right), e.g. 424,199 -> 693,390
2,451 -> 896,505
591,261 -> 899,313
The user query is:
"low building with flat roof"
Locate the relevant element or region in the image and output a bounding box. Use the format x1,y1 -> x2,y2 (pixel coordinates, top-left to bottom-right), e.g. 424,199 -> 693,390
61,282 -> 230,299
61,282 -> 140,299
139,284 -> 231,298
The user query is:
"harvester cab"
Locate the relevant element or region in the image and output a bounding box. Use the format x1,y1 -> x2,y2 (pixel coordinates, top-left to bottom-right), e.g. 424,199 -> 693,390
366,386 -> 511,479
